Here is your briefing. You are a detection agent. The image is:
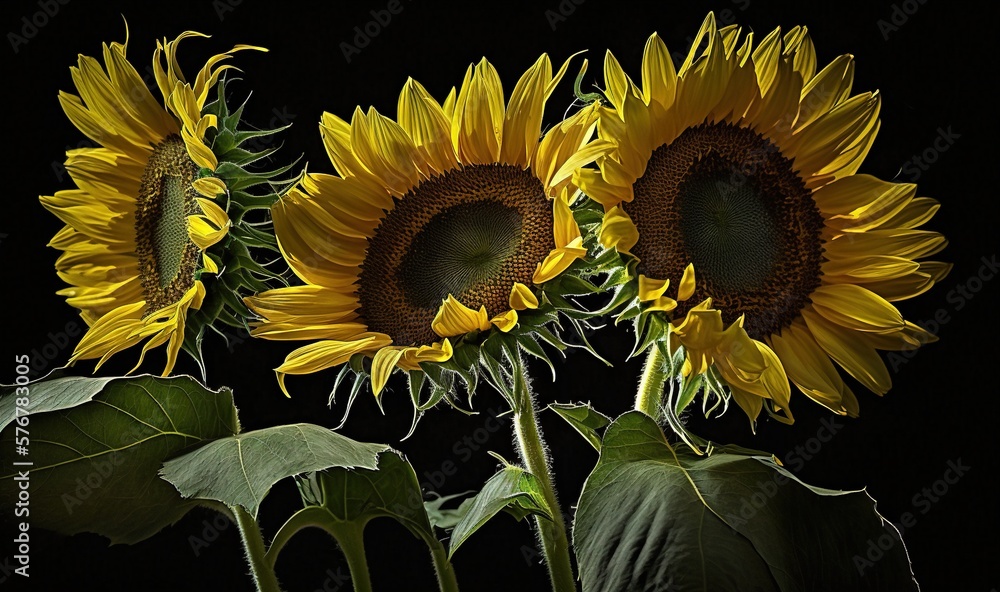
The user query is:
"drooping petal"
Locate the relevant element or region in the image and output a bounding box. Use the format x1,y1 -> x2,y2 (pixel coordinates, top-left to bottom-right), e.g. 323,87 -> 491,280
431,295 -> 491,337
509,283 -> 539,310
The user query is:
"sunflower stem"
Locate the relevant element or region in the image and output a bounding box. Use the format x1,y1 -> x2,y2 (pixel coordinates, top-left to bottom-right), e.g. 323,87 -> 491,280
264,506 -> 330,568
329,522 -> 373,592
636,346 -> 669,418
511,352 -> 577,592
430,539 -> 461,592
233,505 -> 284,592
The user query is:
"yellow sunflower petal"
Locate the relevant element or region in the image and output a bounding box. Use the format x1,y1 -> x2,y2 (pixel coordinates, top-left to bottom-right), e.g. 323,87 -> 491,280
641,33 -> 677,109
452,59 -> 504,164
181,124 -> 218,170
603,49 -> 632,114
510,282 -> 539,310
371,346 -> 407,396
350,106 -> 420,195
432,295 -> 491,337
647,297 -> 678,313
730,386 -> 764,426
824,229 -> 947,261
882,196 -> 940,230
599,205 -> 639,253
501,54 -> 553,166
70,301 -> 147,364
574,167 -> 626,207
398,339 -> 454,370
802,308 -> 892,394
810,284 -> 905,333
797,54 -> 855,129
275,335 -> 392,396
192,176 -> 227,197
187,198 -> 231,249
638,275 -> 670,302
754,340 -> 792,412
716,320 -> 767,378
201,253 -> 219,274
769,321 -> 853,415
553,188 -> 582,248
491,309 -> 519,333
246,284 -> 360,323
863,321 -> 937,351
783,26 -> 817,82
673,302 -> 725,352
397,78 -> 460,174
532,237 -> 587,285
677,263 -> 696,301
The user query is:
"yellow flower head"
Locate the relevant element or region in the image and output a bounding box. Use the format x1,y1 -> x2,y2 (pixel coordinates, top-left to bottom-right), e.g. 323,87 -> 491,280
247,55 -> 613,400
42,29 -> 294,376
585,14 -> 948,425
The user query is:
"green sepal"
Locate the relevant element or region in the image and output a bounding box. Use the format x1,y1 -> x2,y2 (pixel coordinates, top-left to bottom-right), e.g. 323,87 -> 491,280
179,75 -> 302,376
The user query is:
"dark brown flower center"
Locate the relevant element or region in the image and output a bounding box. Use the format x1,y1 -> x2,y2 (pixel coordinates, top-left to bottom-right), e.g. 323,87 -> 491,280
625,122 -> 824,339
358,164 -> 553,346
135,135 -> 200,316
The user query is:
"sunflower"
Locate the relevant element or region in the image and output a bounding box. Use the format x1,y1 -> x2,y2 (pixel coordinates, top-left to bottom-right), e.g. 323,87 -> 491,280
583,14 -> 949,422
247,55 -> 611,398
41,30 -> 294,376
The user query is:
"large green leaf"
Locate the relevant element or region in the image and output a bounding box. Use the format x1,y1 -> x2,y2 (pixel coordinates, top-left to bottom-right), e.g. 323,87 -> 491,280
0,370 -> 116,431
160,423 -> 388,518
448,464 -> 551,558
0,374 -> 239,544
574,411 -> 918,592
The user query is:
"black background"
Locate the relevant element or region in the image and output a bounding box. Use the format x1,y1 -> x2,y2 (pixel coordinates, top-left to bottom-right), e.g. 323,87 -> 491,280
2,0 -> 998,590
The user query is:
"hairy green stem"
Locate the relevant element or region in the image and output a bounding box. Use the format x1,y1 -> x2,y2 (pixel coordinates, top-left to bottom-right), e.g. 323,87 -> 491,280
512,354 -> 577,592
430,540 -> 461,592
265,506 -> 331,568
636,346 -> 669,418
233,505 -> 283,592
330,523 -> 372,592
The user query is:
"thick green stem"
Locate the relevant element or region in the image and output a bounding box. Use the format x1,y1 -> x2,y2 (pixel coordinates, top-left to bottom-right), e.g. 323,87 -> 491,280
330,523 -> 372,592
265,506 -> 331,568
636,346 -> 668,418
512,355 -> 577,592
429,540 -> 461,592
233,505 -> 283,592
